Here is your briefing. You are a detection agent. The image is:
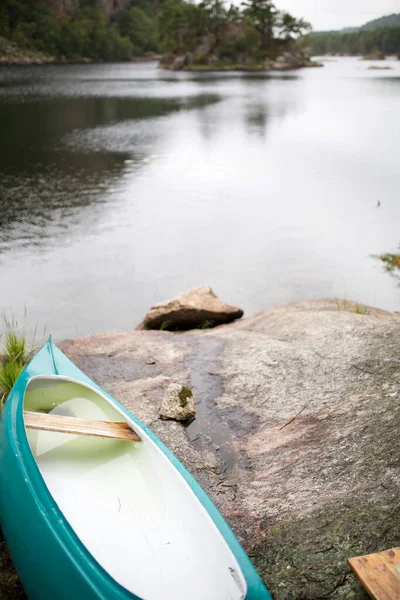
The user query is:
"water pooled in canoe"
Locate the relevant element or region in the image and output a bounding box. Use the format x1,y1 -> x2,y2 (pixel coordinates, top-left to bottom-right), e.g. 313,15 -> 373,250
23,378 -> 247,600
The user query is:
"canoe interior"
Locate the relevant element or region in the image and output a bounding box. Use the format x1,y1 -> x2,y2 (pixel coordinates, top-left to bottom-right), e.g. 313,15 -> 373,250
24,376 -> 247,600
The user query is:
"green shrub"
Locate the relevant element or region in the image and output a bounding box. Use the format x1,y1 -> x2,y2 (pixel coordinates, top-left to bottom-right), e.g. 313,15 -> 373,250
114,7 -> 159,55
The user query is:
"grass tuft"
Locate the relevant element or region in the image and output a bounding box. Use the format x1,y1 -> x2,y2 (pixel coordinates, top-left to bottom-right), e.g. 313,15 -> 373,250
159,320 -> 174,331
335,299 -> 370,315
3,330 -> 27,364
0,360 -> 24,403
354,303 -> 370,315
0,311 -> 42,408
196,320 -> 215,329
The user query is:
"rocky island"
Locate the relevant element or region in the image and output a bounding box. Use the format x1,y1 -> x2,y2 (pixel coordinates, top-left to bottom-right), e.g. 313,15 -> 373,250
159,0 -> 320,72
2,293 -> 400,599
161,40 -> 319,72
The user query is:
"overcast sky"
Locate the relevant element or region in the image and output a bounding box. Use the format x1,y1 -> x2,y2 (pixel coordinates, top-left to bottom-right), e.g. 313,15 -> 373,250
280,0 -> 400,31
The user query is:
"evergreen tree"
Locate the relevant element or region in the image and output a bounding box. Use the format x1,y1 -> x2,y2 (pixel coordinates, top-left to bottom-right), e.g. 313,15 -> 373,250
242,0 -> 277,48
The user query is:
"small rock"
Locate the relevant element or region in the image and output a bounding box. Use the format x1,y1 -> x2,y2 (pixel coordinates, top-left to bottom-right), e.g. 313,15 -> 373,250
137,286 -> 243,330
146,358 -> 156,365
159,383 -> 196,422
263,58 -> 275,70
207,54 -> 219,65
363,50 -> 385,60
193,34 -> 216,62
368,65 -> 392,70
171,54 -> 187,70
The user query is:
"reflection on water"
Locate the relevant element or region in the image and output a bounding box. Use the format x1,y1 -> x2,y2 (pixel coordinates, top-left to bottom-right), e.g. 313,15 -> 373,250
245,102 -> 270,137
0,90 -> 220,253
0,59 -> 399,338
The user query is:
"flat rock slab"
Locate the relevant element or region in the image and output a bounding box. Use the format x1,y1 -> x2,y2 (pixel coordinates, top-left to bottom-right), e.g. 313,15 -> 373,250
2,299 -> 400,599
136,285 -> 243,330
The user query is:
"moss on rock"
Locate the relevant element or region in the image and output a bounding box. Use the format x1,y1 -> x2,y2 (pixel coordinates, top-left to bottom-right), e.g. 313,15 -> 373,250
252,497 -> 400,599
179,385 -> 193,408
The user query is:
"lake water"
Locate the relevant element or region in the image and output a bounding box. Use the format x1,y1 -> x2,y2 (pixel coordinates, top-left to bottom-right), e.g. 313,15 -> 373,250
0,57 -> 399,340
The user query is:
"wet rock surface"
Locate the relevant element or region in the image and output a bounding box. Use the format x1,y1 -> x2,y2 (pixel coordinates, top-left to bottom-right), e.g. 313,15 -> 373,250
2,299 -> 400,598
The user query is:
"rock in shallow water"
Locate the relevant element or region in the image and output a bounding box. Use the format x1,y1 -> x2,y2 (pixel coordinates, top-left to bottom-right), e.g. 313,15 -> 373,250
136,286 -> 243,330
159,383 -> 196,422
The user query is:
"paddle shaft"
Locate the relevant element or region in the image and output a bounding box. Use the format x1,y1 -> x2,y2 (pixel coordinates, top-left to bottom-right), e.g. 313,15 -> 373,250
24,411 -> 141,442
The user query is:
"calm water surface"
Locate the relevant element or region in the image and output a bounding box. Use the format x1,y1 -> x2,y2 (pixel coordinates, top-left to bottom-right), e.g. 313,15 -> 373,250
0,57 -> 399,339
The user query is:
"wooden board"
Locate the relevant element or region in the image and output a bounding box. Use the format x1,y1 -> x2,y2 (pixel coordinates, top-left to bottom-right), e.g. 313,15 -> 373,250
24,411 -> 141,443
348,548 -> 400,600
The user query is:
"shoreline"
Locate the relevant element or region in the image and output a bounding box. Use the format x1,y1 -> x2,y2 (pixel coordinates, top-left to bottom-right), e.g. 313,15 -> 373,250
170,61 -> 322,72
0,56 -> 321,69
158,61 -> 324,73
0,55 -> 161,66
159,57 -> 324,73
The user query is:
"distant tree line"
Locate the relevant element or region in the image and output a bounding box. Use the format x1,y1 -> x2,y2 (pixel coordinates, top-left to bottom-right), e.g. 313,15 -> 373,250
0,0 -> 311,61
361,13 -> 400,32
311,26 -> 400,56
0,0 -> 160,60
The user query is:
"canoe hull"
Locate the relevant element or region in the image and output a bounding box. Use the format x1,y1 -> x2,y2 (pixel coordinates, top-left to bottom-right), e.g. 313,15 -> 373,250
0,340 -> 271,600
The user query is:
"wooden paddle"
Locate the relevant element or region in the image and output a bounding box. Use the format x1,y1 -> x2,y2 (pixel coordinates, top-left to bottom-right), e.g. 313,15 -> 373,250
24,411 -> 141,443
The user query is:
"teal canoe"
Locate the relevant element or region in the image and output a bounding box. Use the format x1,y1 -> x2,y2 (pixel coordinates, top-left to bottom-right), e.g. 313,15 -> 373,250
0,338 -> 271,600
